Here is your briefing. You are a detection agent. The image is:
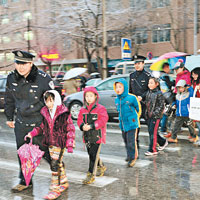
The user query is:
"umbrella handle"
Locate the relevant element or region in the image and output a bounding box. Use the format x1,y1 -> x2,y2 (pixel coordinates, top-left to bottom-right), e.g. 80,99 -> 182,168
24,135 -> 33,144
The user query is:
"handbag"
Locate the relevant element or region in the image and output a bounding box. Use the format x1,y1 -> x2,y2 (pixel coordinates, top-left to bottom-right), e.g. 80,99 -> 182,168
189,88 -> 200,120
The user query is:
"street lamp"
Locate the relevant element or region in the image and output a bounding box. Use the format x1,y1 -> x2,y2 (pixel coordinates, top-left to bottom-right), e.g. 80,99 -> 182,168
102,0 -> 107,79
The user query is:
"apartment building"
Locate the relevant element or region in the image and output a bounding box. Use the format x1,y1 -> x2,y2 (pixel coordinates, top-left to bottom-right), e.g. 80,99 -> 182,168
0,0 -> 199,72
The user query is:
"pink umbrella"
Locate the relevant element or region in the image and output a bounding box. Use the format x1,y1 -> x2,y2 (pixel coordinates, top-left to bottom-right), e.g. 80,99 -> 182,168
156,52 -> 188,62
17,138 -> 44,186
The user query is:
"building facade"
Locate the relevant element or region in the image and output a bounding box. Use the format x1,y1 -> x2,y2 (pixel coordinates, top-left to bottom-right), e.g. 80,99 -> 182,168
0,0 -> 199,73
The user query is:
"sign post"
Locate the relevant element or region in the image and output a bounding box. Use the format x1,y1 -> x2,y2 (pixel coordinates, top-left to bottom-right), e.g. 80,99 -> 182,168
121,38 -> 131,60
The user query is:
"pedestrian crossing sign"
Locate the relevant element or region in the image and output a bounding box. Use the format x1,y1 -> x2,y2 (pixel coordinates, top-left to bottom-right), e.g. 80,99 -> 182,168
121,38 -> 131,60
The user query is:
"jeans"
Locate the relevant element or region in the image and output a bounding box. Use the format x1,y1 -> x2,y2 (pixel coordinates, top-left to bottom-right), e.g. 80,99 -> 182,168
147,118 -> 166,153
160,114 -> 168,132
171,116 -> 195,139
196,121 -> 200,137
122,129 -> 138,161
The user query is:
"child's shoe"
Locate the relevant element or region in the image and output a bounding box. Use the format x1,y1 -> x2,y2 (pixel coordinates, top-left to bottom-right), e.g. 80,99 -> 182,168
144,151 -> 158,156
194,139 -> 200,146
164,132 -> 172,138
43,190 -> 61,200
168,137 -> 178,143
189,136 -> 198,143
59,182 -> 69,192
82,172 -> 95,184
128,159 -> 136,167
96,165 -> 107,177
158,140 -> 168,151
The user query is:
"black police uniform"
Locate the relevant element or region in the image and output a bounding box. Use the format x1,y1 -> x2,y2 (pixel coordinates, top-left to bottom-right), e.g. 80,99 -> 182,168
4,51 -> 54,186
129,55 -> 151,151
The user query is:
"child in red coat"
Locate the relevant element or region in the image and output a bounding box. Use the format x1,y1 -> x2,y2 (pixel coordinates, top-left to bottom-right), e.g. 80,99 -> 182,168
77,86 -> 108,184
26,90 -> 75,200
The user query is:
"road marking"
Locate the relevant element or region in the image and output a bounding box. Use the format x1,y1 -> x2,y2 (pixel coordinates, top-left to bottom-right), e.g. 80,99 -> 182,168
0,159 -> 118,188
66,150 -> 152,167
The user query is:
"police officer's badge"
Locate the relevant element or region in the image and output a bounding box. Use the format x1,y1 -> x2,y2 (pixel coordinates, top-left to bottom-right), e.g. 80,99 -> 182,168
49,81 -> 54,89
17,51 -> 23,57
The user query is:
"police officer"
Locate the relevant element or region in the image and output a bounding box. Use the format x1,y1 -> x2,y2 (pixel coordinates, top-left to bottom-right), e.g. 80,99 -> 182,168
4,50 -> 54,192
129,55 -> 151,151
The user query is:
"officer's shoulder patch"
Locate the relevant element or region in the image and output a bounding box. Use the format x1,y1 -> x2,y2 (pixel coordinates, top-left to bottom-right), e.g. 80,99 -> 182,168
49,80 -> 54,89
38,70 -> 47,78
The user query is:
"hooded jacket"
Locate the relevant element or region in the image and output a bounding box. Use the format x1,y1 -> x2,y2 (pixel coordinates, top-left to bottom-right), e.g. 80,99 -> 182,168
176,86 -> 194,117
114,78 -> 141,132
29,90 -> 75,150
145,86 -> 165,119
77,86 -> 108,144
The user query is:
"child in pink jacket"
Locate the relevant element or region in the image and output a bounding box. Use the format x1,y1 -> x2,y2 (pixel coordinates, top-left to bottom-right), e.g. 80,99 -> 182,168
26,90 -> 75,200
77,86 -> 108,184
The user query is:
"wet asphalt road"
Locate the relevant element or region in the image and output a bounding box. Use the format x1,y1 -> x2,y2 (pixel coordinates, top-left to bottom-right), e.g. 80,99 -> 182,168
0,111 -> 200,200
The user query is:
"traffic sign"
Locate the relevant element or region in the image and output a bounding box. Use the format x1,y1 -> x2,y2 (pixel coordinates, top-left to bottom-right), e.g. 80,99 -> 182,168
121,38 -> 131,60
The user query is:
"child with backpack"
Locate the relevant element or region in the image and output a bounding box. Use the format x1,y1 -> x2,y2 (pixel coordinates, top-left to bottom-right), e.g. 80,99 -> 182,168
77,86 -> 108,184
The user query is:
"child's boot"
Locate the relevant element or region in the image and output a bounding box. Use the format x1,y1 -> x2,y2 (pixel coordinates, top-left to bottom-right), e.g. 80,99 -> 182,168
96,165 -> 107,177
82,172 -> 95,184
43,190 -> 61,200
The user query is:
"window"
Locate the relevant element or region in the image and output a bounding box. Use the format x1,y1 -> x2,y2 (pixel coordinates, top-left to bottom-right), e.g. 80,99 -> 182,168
152,0 -> 170,8
24,31 -> 34,40
106,0 -> 121,12
1,14 -> 9,24
11,0 -> 19,2
14,32 -> 23,41
132,27 -> 148,44
130,0 -> 147,10
2,36 -> 10,43
23,10 -> 32,20
152,24 -> 171,43
12,12 -> 21,22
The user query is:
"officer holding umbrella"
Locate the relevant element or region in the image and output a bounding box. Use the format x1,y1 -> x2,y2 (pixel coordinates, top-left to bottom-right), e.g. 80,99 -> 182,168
4,50 -> 54,192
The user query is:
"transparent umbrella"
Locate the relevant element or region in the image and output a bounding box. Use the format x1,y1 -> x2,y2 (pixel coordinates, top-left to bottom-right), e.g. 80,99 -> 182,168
63,68 -> 87,80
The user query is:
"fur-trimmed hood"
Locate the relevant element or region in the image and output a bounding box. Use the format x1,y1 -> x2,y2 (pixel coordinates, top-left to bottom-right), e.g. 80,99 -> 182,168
14,64 -> 38,82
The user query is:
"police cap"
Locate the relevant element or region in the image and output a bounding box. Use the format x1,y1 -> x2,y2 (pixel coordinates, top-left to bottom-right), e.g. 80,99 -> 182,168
12,50 -> 35,63
132,54 -> 146,63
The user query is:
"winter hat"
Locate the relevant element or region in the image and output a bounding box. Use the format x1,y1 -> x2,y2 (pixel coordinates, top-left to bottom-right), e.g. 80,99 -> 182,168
174,59 -> 184,69
176,79 -> 186,87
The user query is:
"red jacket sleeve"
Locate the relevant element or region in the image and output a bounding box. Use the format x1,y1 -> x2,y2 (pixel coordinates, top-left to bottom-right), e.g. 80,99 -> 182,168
94,106 -> 108,130
77,108 -> 84,129
29,122 -> 44,137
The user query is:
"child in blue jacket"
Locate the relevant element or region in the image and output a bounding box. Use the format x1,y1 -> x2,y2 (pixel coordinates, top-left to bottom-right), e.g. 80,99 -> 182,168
168,79 -> 197,143
114,78 -> 141,167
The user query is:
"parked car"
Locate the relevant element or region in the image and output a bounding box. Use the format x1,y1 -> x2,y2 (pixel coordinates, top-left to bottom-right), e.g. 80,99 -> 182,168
0,75 -> 7,109
64,74 -> 129,120
85,78 -> 102,87
114,60 -> 155,75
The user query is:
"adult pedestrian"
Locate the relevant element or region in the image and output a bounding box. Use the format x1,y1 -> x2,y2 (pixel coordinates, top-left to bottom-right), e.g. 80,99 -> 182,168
129,55 -> 151,150
191,67 -> 200,145
173,59 -> 191,93
4,50 -> 54,192
159,62 -> 175,134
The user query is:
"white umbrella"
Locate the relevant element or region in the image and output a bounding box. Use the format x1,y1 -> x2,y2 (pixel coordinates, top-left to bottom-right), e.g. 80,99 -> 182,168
63,67 -> 87,80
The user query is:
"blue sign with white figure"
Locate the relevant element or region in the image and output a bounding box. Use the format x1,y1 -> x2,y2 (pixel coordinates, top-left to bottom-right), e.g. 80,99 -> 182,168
121,38 -> 132,60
